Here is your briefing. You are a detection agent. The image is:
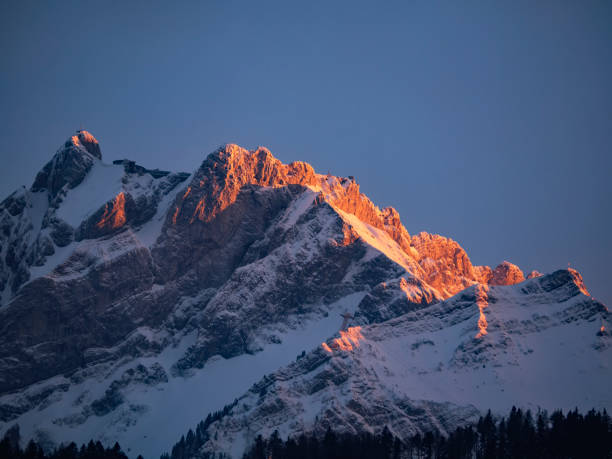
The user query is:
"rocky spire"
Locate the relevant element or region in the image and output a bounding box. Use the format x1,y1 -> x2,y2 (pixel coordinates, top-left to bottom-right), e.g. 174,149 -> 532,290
490,261 -> 525,285
73,129 -> 102,159
31,130 -> 101,196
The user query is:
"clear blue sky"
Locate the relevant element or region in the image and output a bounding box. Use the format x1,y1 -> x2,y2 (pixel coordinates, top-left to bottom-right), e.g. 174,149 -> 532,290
1,1 -> 611,305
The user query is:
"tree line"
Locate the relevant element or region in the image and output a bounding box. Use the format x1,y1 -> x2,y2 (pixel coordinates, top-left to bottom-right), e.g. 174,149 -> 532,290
2,406 -> 610,458
242,407 -> 612,459
0,425 -> 134,459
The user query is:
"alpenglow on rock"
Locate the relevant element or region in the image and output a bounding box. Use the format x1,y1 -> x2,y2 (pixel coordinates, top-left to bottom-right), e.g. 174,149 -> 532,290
0,130 -> 608,459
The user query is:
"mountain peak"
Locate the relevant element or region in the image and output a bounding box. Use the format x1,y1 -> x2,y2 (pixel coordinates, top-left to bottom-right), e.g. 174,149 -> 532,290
214,143 -> 250,160
31,129 -> 102,196
522,268 -> 592,300
172,144 -> 411,251
566,267 -> 590,296
490,261 -> 525,285
71,129 -> 102,159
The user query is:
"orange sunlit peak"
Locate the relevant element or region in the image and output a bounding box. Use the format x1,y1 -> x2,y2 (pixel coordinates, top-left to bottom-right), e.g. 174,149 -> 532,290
601,325 -> 606,333
96,192 -> 126,229
172,206 -> 180,225
183,186 -> 192,199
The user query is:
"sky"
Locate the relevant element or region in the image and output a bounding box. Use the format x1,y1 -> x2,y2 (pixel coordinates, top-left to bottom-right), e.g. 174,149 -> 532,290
0,0 -> 611,305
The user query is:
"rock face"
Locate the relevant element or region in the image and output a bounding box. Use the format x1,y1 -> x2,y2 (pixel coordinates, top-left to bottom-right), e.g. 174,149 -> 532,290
409,232 -> 492,297
31,131 -> 100,196
167,144 -> 411,252
527,270 -> 543,279
490,261 -> 525,285
0,131 -> 605,458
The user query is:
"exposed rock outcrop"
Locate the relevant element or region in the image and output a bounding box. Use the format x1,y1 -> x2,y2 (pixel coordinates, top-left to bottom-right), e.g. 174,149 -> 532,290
490,261 -> 525,285
168,144 -> 411,252
409,232 -> 495,297
31,130 -> 100,196
527,270 -> 542,279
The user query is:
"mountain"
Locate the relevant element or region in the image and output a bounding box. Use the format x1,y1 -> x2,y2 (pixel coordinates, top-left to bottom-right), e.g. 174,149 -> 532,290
196,269 -> 610,458
0,131 -> 609,458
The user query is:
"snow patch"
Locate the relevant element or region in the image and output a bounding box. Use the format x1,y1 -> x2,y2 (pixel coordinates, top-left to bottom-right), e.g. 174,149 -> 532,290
334,207 -> 415,272
56,162 -> 124,227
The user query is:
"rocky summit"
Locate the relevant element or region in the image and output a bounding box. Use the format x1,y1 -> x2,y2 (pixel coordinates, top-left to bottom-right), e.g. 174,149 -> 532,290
0,131 -> 609,458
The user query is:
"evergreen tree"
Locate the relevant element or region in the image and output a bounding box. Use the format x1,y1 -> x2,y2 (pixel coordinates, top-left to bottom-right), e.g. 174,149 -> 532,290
268,430 -> 283,459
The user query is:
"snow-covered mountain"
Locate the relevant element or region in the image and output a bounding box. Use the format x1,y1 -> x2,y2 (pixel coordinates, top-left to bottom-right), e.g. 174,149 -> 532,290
197,269 -> 610,458
0,131 -> 608,458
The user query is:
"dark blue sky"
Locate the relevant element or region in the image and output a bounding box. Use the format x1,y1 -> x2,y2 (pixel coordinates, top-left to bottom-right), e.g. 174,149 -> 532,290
1,1 -> 611,305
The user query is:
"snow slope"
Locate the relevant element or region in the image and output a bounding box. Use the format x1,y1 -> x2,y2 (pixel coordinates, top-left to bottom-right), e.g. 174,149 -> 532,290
55,162 -> 124,227
0,293 -> 365,458
192,270 -> 610,458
